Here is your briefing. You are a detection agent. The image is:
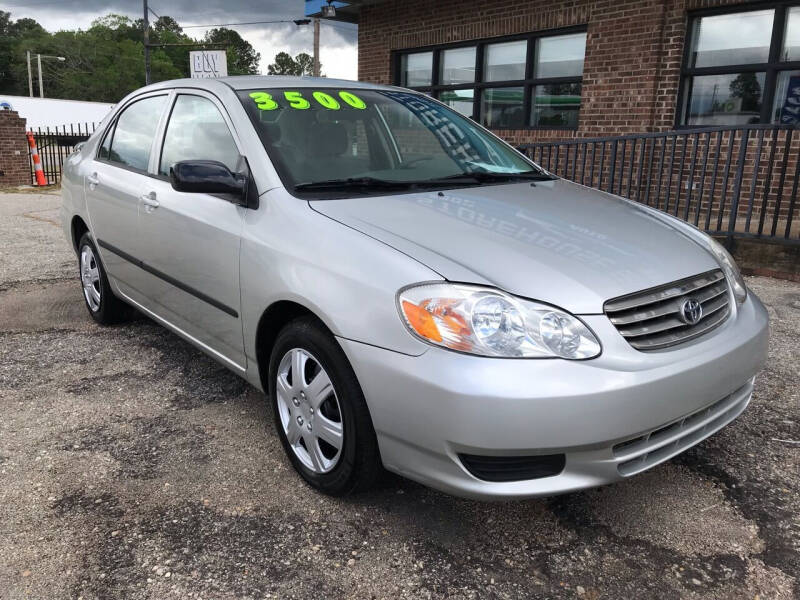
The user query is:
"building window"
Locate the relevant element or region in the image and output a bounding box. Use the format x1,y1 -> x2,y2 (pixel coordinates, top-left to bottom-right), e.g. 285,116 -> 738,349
400,52 -> 433,87
395,28 -> 587,130
680,3 -> 800,126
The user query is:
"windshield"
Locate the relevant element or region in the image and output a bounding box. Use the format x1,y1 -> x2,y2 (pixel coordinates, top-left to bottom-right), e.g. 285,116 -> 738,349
237,87 -> 548,197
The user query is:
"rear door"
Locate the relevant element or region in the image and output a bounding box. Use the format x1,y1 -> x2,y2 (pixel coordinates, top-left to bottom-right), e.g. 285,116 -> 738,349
85,93 -> 169,293
136,90 -> 246,370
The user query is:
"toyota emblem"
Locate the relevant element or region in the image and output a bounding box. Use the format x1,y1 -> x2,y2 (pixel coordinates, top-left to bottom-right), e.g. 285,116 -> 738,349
679,298 -> 703,325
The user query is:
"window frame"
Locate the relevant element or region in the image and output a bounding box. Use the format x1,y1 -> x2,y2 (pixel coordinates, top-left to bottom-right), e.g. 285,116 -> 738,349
392,25 -> 587,131
94,92 -> 170,176
677,1 -> 800,127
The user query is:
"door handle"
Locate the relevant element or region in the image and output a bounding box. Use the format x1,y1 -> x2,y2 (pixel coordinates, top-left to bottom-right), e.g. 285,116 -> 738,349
140,192 -> 160,209
87,173 -> 99,187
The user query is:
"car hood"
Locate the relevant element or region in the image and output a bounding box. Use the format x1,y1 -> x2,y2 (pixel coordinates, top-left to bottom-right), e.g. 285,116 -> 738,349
309,178 -> 719,314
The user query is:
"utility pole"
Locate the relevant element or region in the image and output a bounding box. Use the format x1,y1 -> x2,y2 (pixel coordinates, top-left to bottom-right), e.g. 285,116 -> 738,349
26,50 -> 33,97
143,0 -> 151,85
313,17 -> 320,77
37,54 -> 43,98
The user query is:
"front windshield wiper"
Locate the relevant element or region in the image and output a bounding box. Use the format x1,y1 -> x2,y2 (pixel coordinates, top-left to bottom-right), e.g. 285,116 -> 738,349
293,171 -> 556,194
429,170 -> 556,184
294,177 -> 415,193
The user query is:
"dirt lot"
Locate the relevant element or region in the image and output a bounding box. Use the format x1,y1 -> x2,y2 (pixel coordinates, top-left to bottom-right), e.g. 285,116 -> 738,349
0,191 -> 798,600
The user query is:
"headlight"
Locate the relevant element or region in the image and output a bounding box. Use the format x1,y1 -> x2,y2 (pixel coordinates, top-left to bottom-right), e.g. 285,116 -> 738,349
705,237 -> 747,304
398,283 -> 601,359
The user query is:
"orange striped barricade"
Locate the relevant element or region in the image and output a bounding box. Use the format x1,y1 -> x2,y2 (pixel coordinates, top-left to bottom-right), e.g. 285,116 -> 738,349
26,131 -> 47,186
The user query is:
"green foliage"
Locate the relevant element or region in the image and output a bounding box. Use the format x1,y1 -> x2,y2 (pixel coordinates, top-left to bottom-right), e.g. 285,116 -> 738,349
203,28 -> 261,75
267,51 -> 317,76
0,11 -> 261,102
729,72 -> 762,112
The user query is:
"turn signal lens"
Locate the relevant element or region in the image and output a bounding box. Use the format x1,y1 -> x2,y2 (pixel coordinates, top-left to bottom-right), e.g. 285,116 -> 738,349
398,283 -> 601,359
401,300 -> 443,343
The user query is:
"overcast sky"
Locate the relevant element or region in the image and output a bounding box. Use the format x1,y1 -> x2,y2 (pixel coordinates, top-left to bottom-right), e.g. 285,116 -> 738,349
0,0 -> 359,79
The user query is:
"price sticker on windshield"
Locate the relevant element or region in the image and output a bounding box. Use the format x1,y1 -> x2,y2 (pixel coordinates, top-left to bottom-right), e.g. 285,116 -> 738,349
249,90 -> 367,111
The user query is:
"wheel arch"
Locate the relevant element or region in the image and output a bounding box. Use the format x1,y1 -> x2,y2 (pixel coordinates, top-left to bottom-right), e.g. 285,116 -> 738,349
254,299 -> 336,391
70,215 -> 89,253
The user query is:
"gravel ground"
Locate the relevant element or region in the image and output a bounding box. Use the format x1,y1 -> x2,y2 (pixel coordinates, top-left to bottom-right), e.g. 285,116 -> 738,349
0,192 -> 798,600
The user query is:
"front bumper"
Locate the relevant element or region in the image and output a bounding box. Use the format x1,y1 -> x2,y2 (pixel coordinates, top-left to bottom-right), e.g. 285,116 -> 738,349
338,292 -> 769,500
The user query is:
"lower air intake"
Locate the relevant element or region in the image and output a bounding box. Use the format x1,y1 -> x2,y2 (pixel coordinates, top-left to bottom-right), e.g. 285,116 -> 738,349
459,453 -> 566,482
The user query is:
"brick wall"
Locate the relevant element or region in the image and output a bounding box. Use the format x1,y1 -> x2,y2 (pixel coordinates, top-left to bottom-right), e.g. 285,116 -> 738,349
358,0 -> 764,142
0,111 -> 30,187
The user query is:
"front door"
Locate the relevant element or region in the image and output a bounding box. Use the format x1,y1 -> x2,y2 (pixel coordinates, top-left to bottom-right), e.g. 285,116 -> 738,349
136,92 -> 246,369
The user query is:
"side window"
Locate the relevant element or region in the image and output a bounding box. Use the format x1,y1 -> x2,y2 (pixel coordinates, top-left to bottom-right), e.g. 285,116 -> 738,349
107,95 -> 167,171
159,95 -> 240,176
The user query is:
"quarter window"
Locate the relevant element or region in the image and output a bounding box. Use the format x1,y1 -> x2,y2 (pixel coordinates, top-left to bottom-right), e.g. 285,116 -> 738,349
104,95 -> 167,171
395,28 -> 587,130
680,3 -> 800,126
159,95 -> 240,176
97,124 -> 113,160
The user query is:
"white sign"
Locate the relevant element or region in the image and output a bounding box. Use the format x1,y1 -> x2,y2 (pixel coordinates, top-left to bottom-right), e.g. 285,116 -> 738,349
190,51 -> 228,78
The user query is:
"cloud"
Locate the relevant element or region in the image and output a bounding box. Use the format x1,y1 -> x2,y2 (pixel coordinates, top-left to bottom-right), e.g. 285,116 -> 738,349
1,0 -> 358,79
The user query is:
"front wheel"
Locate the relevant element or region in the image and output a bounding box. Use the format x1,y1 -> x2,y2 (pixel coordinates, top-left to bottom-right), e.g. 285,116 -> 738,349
77,233 -> 130,325
268,317 -> 381,496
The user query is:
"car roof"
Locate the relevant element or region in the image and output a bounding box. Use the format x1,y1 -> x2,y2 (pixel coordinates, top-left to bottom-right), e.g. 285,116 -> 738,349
139,75 -> 404,93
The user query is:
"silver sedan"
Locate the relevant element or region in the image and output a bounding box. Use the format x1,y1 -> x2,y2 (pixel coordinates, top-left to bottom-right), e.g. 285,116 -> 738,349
61,76 -> 768,499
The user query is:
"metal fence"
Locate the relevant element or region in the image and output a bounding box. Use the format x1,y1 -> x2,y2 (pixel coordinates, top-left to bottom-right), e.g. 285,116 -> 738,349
28,123 -> 96,185
519,124 -> 800,245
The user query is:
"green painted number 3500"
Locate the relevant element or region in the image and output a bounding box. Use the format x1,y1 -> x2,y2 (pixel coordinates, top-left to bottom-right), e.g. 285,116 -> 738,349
249,90 -> 367,111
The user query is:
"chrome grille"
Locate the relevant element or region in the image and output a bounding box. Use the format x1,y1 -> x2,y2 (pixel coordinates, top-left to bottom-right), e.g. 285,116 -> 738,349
605,269 -> 730,351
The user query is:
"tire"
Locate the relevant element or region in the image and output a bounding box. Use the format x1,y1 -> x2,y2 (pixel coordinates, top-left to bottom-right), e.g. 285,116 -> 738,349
77,232 -> 130,325
268,316 -> 381,496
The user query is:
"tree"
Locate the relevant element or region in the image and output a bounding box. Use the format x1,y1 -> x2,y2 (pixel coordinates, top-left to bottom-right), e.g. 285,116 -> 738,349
267,51 -> 297,75
203,27 -> 260,75
295,52 -> 314,76
267,51 -> 317,76
150,16 -> 193,78
0,12 -> 15,88
152,16 -> 183,37
729,72 -> 762,112
0,12 -> 262,101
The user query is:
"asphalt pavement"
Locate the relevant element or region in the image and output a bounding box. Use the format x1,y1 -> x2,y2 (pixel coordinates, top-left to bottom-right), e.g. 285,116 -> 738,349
0,191 -> 798,599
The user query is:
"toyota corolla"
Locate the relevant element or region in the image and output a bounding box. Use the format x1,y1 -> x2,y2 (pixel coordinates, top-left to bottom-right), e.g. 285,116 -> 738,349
61,76 -> 769,499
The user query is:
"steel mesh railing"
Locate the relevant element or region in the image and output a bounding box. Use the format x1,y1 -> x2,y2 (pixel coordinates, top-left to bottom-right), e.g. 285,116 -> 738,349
519,124 -> 800,245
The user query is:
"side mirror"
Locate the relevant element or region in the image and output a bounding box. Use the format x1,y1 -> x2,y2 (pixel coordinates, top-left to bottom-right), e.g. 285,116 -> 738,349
170,160 -> 246,199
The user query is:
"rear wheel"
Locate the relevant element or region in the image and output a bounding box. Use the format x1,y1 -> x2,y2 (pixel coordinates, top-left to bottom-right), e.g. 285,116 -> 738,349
268,317 -> 381,495
77,233 -> 130,325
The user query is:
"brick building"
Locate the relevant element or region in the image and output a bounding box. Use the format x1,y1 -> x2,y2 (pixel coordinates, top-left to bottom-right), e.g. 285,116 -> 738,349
306,0 -> 800,144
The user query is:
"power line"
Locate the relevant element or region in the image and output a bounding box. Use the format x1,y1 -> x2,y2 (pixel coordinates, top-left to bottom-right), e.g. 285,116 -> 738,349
181,19 -> 310,29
